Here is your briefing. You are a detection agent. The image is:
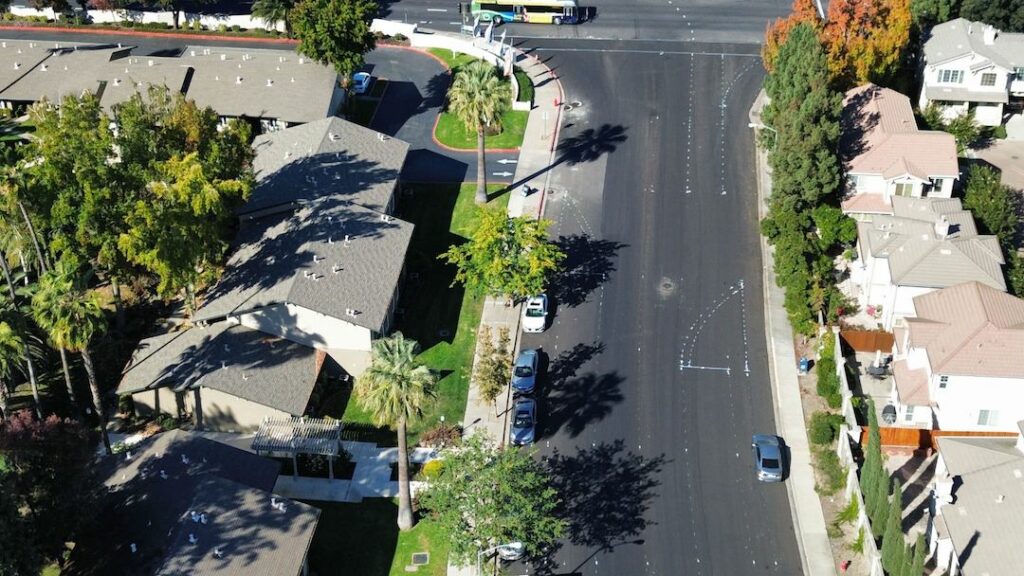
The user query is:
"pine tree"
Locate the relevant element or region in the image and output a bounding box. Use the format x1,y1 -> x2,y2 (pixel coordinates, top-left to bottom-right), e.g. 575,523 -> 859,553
861,399 -> 882,513
869,467 -> 890,530
905,533 -> 927,576
881,477 -> 906,572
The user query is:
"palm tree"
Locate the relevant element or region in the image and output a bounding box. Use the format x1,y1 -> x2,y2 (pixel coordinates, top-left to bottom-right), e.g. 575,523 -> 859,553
0,249 -> 42,417
0,321 -> 24,420
447,60 -> 511,204
355,333 -> 436,530
252,0 -> 295,35
32,259 -> 110,454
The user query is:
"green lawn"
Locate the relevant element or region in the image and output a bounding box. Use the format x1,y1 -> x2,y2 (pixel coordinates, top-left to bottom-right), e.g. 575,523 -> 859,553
427,48 -> 529,151
514,69 -> 534,103
339,184 -> 509,444
307,499 -> 450,576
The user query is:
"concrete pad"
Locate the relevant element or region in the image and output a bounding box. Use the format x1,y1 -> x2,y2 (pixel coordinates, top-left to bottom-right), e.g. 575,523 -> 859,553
972,140 -> 1024,191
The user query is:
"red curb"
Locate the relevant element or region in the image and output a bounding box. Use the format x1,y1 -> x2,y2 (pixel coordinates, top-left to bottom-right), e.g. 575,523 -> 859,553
0,24 -> 298,44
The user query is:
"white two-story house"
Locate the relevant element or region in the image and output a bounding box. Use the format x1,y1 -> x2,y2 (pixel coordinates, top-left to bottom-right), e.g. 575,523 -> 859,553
848,196 -> 1005,329
889,282 -> 1024,431
918,18 -> 1024,127
840,84 -> 959,219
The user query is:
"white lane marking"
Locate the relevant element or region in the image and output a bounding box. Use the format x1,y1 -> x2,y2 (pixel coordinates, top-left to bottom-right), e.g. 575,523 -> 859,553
531,46 -> 760,58
679,363 -> 731,375
427,7 -> 448,11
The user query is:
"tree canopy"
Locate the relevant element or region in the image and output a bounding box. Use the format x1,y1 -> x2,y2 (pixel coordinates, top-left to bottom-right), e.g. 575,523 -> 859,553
762,0 -> 821,73
823,0 -> 912,85
418,433 -> 567,562
447,60 -> 511,203
291,0 -> 377,80
441,208 -> 565,302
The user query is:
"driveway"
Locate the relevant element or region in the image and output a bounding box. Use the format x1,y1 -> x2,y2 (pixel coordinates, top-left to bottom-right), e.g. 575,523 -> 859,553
363,46 -> 520,184
971,140 -> 1024,191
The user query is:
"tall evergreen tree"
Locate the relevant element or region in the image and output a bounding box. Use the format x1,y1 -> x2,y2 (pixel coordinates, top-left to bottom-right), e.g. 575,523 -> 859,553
881,477 -> 906,572
905,533 -> 927,576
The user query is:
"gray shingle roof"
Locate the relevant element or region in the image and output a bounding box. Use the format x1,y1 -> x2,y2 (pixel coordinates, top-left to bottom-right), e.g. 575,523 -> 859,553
71,430 -> 310,576
0,40 -> 84,95
179,46 -> 339,124
935,435 -> 1024,576
923,18 -> 1024,70
0,44 -> 132,104
117,322 -> 322,416
244,117 -> 409,215
154,477 -> 320,576
194,196 -> 414,332
859,196 -> 1006,290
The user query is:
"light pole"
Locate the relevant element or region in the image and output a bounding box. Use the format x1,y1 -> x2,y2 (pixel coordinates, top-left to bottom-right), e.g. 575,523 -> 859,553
477,542 -> 524,576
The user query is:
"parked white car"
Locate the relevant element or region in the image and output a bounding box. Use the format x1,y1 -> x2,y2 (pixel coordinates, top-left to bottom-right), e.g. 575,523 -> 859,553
521,294 -> 548,333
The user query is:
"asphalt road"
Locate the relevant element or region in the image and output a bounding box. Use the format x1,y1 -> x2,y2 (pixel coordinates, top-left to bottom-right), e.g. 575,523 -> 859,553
378,0 -> 789,44
507,38 -> 802,576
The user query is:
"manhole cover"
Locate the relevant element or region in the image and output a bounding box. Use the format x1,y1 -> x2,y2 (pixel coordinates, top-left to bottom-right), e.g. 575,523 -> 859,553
657,277 -> 676,298
412,552 -> 429,565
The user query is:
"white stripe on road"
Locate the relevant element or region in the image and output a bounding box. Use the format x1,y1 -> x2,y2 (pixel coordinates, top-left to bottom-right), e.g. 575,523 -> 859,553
427,7 -> 448,11
679,363 -> 732,375
532,46 -> 760,58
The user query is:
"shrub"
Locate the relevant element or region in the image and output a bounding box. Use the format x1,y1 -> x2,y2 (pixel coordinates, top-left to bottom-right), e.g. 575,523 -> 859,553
992,124 -> 1007,139
421,458 -> 443,480
814,446 -> 846,496
231,24 -> 242,32
851,526 -> 865,554
834,497 -> 859,527
394,33 -> 407,41
810,411 -> 843,445
218,24 -> 228,32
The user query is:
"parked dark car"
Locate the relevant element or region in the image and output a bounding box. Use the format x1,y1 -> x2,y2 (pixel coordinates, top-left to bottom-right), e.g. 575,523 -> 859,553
511,349 -> 539,394
510,398 -> 537,446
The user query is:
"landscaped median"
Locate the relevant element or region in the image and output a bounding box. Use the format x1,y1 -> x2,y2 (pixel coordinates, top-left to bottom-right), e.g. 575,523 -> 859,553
428,48 -> 530,151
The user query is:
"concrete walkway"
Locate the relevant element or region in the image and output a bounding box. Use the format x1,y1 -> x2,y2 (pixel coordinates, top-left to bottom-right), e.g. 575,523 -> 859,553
749,90 -> 837,576
450,36 -> 565,576
458,43 -> 564,448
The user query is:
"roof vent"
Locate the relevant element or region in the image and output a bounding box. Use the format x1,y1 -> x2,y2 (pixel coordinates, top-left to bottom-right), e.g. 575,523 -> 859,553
12,62 -> 18,70
181,454 -> 190,465
215,75 -> 219,81
130,543 -> 137,554
344,234 -> 351,245
377,132 -> 388,141
188,533 -> 198,545
381,214 -> 392,223
2,42 -> 6,48
313,254 -> 324,263
113,78 -> 121,86
940,248 -> 952,255
332,264 -> 342,274
190,50 -> 196,56
213,548 -> 224,559
236,76 -> 243,84
221,361 -> 227,370
160,469 -> 168,480
147,59 -> 154,67
299,57 -> 305,64
345,308 -> 358,317
242,373 -> 249,381
996,494 -> 1005,503
220,53 -> 227,61
329,132 -> 341,141
40,64 -> 47,72
303,270 -> 312,278
290,77 -> 295,83
278,56 -> 285,63
284,151 -> 292,159
266,78 -> 273,87
243,53 -> 250,60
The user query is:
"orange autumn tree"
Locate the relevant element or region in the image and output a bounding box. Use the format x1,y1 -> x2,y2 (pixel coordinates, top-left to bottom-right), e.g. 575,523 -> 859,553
822,0 -> 911,86
762,0 -> 821,73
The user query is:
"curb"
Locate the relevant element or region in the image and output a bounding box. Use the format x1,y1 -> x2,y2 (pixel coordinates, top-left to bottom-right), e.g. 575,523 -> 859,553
0,23 -> 298,44
749,91 -> 838,576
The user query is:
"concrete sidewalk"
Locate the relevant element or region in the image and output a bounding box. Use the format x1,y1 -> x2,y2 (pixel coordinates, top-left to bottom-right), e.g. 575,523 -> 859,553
750,90 -> 837,576
450,38 -> 565,576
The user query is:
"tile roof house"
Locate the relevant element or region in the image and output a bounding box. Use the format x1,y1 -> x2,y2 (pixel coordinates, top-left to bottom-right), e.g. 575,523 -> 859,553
847,196 -> 1005,330
840,84 -> 959,219
929,429 -> 1024,576
888,282 -> 1024,431
918,18 -> 1024,127
67,430 -> 319,576
0,41 -> 341,133
245,117 -> 410,216
192,195 -> 412,376
117,322 -> 328,432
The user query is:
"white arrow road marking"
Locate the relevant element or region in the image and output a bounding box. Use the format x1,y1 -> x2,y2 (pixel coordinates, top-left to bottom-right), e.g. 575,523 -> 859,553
497,158 -> 518,164
492,171 -> 514,177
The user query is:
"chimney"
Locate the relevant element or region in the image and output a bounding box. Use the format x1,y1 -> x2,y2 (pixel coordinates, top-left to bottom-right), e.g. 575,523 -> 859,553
983,25 -> 998,45
934,215 -> 950,238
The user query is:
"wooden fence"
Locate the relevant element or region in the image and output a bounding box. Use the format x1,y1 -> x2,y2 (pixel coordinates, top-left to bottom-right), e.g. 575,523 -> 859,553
859,427 -> 1017,451
840,330 -> 894,353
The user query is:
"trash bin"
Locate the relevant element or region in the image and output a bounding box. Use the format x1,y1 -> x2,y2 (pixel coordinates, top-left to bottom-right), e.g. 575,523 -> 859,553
798,357 -> 810,374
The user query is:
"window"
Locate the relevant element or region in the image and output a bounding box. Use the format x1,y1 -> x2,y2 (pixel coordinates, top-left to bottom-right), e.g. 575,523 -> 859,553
1015,67 -> 1024,80
978,409 -> 999,426
938,69 -> 963,84
904,406 -> 915,422
929,178 -> 945,195
981,73 -> 997,87
894,182 -> 914,197
939,375 -> 949,389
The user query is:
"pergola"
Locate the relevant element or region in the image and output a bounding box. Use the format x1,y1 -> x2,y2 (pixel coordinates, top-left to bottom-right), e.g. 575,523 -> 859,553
251,416 -> 344,480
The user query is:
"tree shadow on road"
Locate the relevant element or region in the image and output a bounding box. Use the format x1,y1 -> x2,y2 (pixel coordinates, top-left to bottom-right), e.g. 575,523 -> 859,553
557,124 -> 628,166
538,342 -> 623,439
550,234 -> 626,308
532,440 -> 666,575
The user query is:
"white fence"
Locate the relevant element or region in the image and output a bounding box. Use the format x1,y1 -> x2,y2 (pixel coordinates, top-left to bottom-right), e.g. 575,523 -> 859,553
8,6 -> 285,32
837,453 -> 886,576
